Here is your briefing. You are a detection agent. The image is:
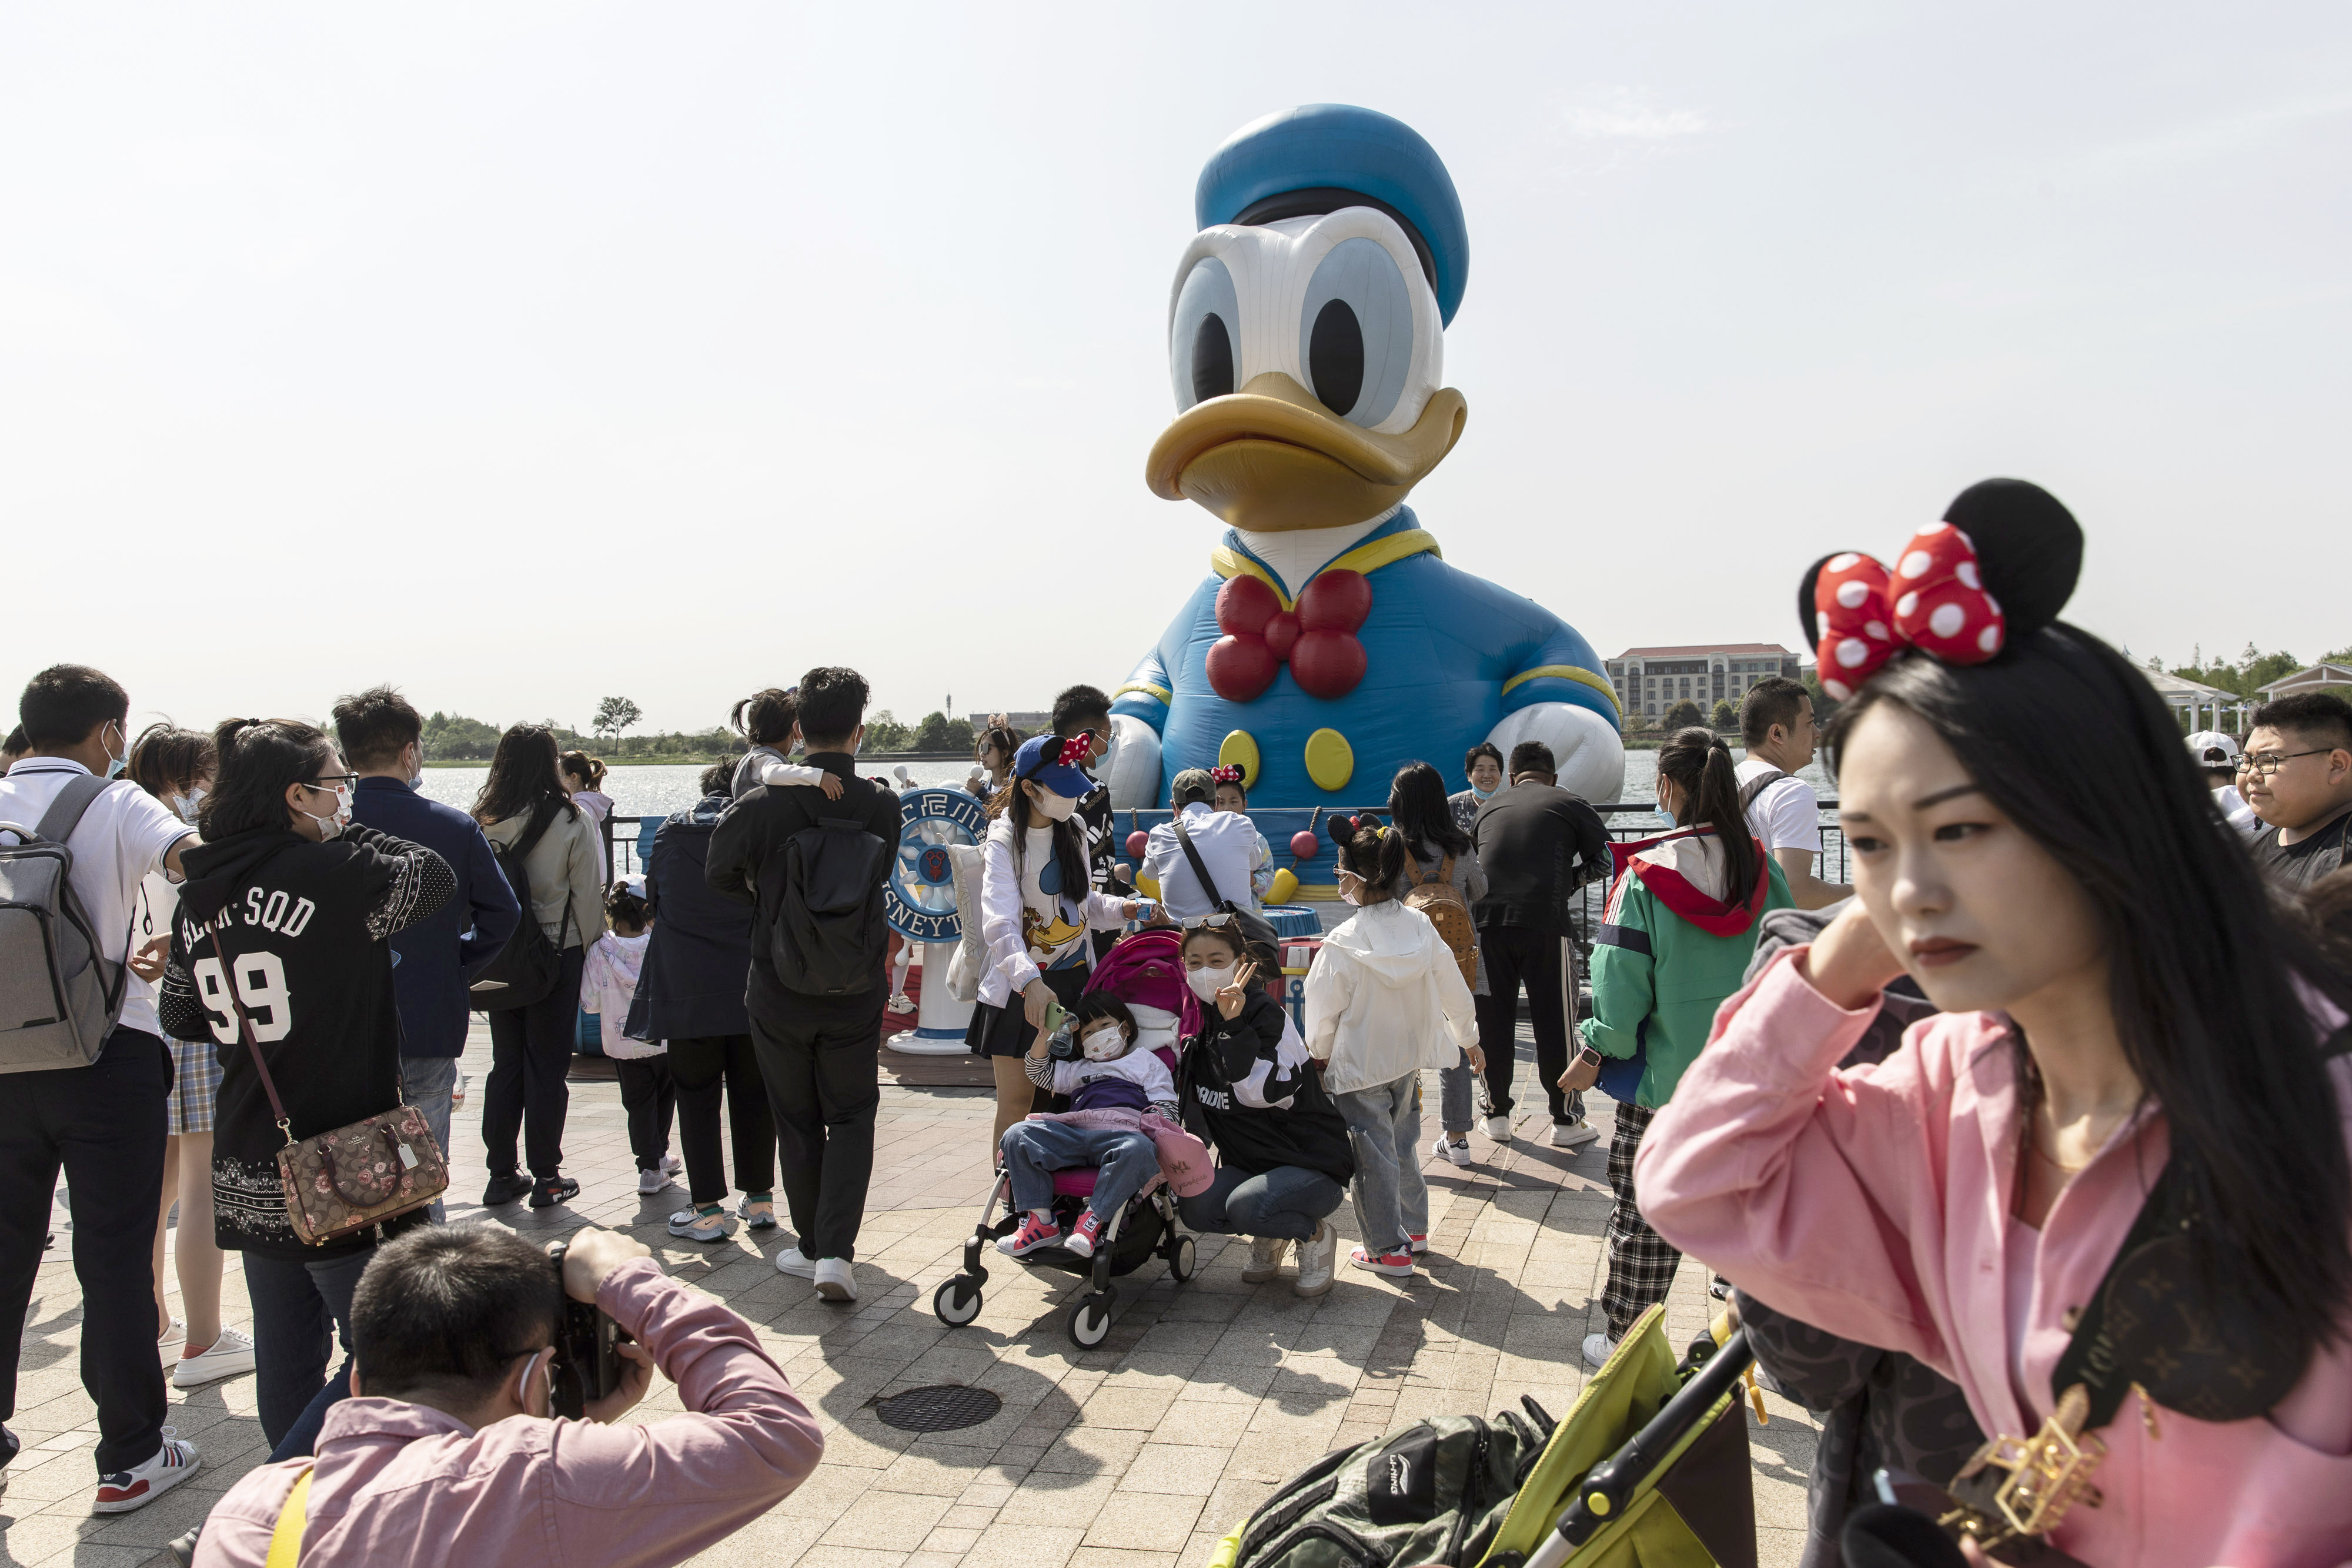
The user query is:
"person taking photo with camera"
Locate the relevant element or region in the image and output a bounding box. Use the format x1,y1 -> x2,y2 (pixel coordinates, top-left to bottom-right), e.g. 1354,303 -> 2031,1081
191,1224 -> 824,1568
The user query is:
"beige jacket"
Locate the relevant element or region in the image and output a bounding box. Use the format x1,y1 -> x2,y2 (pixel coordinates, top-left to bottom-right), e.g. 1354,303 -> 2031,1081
482,803 -> 606,950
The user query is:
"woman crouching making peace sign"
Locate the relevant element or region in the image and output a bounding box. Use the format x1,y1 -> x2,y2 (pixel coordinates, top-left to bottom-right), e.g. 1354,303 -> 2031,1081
1635,481 -> 2352,1568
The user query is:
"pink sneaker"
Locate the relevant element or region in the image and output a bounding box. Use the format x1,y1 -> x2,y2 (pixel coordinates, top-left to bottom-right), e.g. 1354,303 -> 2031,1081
1064,1209 -> 1108,1258
998,1211 -> 1063,1258
1350,1245 -> 1415,1278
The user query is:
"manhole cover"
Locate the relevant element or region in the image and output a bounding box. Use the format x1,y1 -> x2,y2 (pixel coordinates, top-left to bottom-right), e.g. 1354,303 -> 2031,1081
870,1384 -> 1003,1433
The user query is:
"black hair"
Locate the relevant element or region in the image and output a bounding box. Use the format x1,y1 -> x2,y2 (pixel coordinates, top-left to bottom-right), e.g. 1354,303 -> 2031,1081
1828,627 -> 2352,1369
472,725 -> 577,828
18,664 -> 128,749
1337,823 -> 1405,897
330,686 -> 423,771
1388,761 -> 1471,858
1073,991 -> 1137,1045
1507,741 -> 1555,778
1462,741 -> 1503,777
1,724 -> 26,760
1655,727 -> 1760,909
606,881 -> 649,933
1740,676 -> 1811,748
1178,923 -> 1278,982
351,1225 -> 564,1402
976,717 -> 1021,767
559,750 -> 607,790
2252,691 -> 2352,754
699,763 -> 732,798
1051,684 -> 1112,737
730,688 -> 797,748
203,718 -> 337,840
797,667 -> 868,748
989,751 -> 1092,901
1212,774 -> 1249,806
126,724 -> 217,800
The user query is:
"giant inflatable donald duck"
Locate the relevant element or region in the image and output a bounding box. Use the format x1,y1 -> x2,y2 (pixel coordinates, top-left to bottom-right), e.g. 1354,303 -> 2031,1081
1104,105 -> 1625,810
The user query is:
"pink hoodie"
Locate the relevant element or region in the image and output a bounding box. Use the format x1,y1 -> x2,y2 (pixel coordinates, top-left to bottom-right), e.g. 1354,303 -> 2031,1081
1636,949 -> 2352,1568
193,1259 -> 823,1568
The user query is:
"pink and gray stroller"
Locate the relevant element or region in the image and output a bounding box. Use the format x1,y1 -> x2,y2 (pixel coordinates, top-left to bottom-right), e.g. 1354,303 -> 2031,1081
932,930 -> 1202,1348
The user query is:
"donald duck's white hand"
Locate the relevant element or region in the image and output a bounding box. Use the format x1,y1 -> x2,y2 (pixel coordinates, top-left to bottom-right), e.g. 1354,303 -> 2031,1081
1488,704 -> 1626,803
1102,714 -> 1162,810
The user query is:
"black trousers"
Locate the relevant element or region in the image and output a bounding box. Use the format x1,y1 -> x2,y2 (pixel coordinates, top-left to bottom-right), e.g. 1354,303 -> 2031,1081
1474,925 -> 1582,1124
750,1006 -> 882,1262
0,1028 -> 170,1475
614,1057 -> 678,1171
669,1034 -> 775,1206
482,944 -> 586,1179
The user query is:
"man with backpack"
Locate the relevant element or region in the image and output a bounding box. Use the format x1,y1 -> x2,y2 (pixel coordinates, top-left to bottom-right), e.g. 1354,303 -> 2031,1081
0,666 -> 203,1513
1469,741 -> 1609,1151
1733,677 -> 1849,910
706,666 -> 901,1303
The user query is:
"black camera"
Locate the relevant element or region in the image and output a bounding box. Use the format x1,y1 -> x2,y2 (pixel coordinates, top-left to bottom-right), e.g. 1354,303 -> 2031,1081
544,1239 -> 634,1419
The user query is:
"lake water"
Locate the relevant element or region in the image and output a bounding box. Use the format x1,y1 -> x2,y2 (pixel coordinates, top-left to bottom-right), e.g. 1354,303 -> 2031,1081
418,750 -> 1834,824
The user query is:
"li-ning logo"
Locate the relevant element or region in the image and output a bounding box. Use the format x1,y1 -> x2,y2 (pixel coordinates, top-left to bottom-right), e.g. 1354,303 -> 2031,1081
1384,1453 -> 1411,1495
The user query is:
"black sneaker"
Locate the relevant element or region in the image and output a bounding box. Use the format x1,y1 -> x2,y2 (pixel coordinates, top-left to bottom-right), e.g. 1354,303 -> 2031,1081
480,1172 -> 533,1206
166,1527 -> 202,1567
530,1174 -> 581,1209
2,1423 -> 18,1471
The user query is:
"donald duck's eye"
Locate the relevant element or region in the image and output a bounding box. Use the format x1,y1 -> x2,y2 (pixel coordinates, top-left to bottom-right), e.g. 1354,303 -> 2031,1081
1298,236 -> 1414,428
1170,256 -> 1242,411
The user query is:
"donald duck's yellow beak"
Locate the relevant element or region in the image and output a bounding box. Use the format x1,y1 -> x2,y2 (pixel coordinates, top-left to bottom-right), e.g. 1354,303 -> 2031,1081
1145,373 -> 1468,533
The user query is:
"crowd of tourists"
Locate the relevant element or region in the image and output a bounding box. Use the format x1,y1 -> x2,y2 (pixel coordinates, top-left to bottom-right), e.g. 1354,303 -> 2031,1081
4,480 -> 2351,1566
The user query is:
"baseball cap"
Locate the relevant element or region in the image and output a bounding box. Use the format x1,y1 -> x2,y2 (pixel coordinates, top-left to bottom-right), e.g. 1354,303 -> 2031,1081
1170,768 -> 1216,808
1013,733 -> 1094,799
2184,731 -> 2239,764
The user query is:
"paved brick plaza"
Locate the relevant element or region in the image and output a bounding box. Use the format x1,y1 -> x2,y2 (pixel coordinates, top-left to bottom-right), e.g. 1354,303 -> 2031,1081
4,1026 -> 1822,1567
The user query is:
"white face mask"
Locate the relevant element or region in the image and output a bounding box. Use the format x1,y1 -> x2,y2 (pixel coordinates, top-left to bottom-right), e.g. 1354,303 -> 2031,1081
1079,1024 -> 1131,1062
102,720 -> 127,778
169,786 -> 206,824
302,784 -> 353,841
1185,964 -> 1232,1001
1030,787 -> 1079,823
1337,871 -> 1365,907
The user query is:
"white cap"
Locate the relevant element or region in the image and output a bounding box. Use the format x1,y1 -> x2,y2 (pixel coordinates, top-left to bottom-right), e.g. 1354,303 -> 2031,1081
2185,730 -> 2239,763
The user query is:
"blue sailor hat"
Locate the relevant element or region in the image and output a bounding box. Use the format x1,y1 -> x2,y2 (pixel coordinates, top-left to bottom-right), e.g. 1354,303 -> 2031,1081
1193,103 -> 1471,327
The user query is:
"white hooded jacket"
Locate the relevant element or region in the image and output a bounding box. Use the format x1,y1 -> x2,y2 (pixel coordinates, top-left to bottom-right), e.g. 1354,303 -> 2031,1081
1302,898 -> 1478,1095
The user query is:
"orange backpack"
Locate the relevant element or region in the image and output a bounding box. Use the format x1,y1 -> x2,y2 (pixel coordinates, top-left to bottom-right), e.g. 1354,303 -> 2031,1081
1402,850 -> 1478,989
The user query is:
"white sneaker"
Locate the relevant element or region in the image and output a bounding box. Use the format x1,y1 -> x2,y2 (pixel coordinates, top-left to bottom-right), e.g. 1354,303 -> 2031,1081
171,1328 -> 256,1389
157,1316 -> 185,1348
1484,1114 -> 1513,1142
1582,1332 -> 1618,1369
1293,1222 -> 1338,1298
1241,1235 -> 1289,1283
636,1168 -> 674,1195
775,1245 -> 820,1280
94,1429 -> 201,1514
1432,1136 -> 1472,1168
1549,1119 -> 1599,1151
661,1153 -> 683,1175
667,1206 -> 735,1242
813,1257 -> 858,1302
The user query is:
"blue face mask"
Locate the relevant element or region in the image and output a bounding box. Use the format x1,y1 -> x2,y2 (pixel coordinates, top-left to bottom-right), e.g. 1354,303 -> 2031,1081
1470,783 -> 1496,802
1655,806 -> 1679,829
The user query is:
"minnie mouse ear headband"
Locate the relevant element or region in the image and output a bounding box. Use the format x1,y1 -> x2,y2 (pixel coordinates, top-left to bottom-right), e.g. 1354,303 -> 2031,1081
1209,764 -> 1245,787
1328,813 -> 1384,844
1800,478 -> 2083,701
1012,732 -> 1095,798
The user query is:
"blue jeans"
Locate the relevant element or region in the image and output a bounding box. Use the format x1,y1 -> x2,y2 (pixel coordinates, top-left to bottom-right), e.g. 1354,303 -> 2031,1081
403,1055 -> 459,1223
1333,1074 -> 1428,1255
243,1247 -> 372,1453
1000,1120 -> 1157,1220
1178,1163 -> 1344,1243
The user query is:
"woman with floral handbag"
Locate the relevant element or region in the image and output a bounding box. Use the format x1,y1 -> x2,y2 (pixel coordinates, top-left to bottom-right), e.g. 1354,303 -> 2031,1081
158,718 -> 454,1454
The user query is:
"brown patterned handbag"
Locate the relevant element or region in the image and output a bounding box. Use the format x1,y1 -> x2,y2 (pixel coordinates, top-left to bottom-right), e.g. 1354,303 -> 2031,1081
211,928 -> 447,1245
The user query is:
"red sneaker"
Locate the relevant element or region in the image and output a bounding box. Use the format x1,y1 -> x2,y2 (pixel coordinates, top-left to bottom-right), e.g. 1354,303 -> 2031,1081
997,1212 -> 1063,1257
1407,1234 -> 1428,1254
1065,1209 -> 1108,1258
1350,1245 -> 1414,1278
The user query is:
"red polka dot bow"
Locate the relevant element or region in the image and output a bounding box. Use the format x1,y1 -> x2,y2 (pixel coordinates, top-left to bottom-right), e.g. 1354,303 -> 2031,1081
1813,523 -> 2007,700
1055,733 -> 1094,768
1210,764 -> 1244,785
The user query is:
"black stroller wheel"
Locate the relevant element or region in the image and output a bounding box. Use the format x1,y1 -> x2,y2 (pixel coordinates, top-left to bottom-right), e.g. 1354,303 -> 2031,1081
1067,1289 -> 1115,1348
1167,1234 -> 1197,1282
933,1276 -> 983,1327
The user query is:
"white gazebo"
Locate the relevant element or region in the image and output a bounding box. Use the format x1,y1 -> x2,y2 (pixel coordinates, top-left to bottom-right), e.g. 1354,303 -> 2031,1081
2258,662 -> 2352,701
2141,669 -> 2249,734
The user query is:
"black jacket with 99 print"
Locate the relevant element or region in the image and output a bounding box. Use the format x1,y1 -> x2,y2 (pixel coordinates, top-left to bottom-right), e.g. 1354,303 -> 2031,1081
159,824 -> 452,1260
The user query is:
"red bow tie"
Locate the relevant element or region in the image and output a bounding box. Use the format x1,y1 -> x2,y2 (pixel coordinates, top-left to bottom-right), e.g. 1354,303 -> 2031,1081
1814,523 -> 2007,700
1207,570 -> 1374,703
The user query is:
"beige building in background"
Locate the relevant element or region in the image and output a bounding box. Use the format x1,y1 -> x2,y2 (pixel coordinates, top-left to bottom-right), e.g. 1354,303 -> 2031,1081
1605,644 -> 1802,720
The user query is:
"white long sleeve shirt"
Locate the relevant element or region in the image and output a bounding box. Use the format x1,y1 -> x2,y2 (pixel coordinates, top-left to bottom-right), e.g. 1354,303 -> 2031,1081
1142,803 -> 1262,921
976,817 -> 1130,1008
1302,899 -> 1478,1094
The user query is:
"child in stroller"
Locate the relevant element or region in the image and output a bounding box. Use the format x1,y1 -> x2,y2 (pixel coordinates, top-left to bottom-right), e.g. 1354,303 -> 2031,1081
997,994 -> 1176,1258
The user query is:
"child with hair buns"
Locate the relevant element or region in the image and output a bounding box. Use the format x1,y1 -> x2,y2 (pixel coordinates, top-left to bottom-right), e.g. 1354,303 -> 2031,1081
1304,820 -> 1478,1278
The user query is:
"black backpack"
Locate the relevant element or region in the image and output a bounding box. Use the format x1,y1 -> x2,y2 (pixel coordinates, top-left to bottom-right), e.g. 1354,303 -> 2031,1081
770,815 -> 891,995
470,800 -> 573,1012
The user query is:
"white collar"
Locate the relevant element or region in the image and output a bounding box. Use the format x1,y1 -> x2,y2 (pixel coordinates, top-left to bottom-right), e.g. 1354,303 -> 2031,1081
6,758 -> 93,777
1233,504 -> 1401,599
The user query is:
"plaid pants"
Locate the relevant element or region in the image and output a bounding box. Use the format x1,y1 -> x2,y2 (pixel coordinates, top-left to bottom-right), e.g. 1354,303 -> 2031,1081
1601,1101 -> 1682,1339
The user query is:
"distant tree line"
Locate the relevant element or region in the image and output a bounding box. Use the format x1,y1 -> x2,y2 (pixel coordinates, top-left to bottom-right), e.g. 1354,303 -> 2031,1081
415,704 -> 982,762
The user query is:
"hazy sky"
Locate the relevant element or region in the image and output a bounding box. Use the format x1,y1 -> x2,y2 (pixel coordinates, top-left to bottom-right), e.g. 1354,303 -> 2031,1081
6,4 -> 2346,738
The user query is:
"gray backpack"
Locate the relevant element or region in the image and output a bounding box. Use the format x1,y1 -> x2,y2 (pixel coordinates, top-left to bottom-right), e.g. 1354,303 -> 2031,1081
0,775 -> 135,1072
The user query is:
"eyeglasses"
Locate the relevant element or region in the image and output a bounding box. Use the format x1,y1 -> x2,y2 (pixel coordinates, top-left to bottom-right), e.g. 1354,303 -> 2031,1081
2241,749 -> 2334,777
306,773 -> 360,791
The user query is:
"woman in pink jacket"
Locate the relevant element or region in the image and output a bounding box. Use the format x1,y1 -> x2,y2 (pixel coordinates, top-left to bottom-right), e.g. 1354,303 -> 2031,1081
1636,480 -> 2352,1568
